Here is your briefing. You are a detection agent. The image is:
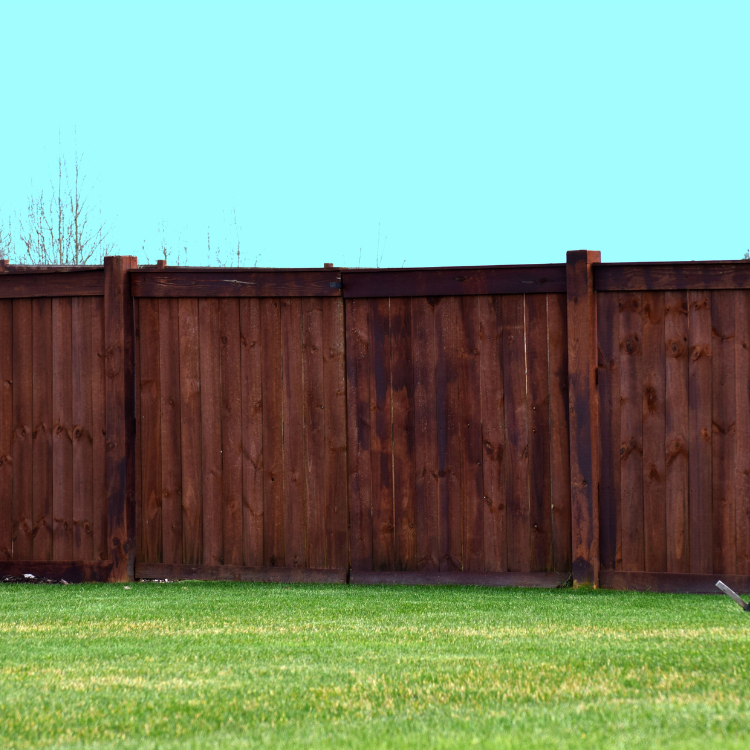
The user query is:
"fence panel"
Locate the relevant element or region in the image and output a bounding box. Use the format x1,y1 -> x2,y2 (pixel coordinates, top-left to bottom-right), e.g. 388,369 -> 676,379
345,287 -> 571,581
0,293 -> 107,566
597,287 -> 750,577
134,285 -> 348,576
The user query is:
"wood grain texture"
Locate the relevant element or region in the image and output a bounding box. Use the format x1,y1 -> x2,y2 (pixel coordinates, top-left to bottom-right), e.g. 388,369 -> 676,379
664,291 -> 690,573
281,298 -> 306,568
597,293 -> 620,571
369,297 -> 394,571
239,298 -> 264,567
302,298 -> 326,569
736,292 -> 750,575
458,296 -> 484,573
51,298 -> 73,561
0,270 -> 104,298
435,297 -> 462,571
566,251 -> 601,586
322,298 -> 348,569
178,298 -> 203,565
641,292 -> 666,572
219,299 -> 243,566
104,256 -> 137,581
688,291 -> 713,574
548,293 -> 571,573
345,298 -> 373,571
71,298 -> 94,561
599,570 -> 750,594
342,265 -> 566,298
711,290 -> 736,574
479,296 -> 506,573
31,298 -> 53,560
526,294 -> 551,572
131,270 -> 341,298
502,294 -> 529,573
595,262 -> 750,292
138,299 -> 162,563
199,298 -> 223,565
159,299 -> 183,565
412,297 -> 439,572
12,299 -> 33,560
91,298 -> 107,561
390,297 -> 417,570
260,298 -> 284,566
619,292 -> 644,572
0,301 -> 12,561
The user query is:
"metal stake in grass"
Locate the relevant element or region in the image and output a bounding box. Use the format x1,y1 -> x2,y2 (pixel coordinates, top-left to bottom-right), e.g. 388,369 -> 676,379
716,581 -> 750,611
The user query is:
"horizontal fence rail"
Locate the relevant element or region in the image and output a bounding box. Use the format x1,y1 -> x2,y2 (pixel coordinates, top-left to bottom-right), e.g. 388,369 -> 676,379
2,254 -> 750,593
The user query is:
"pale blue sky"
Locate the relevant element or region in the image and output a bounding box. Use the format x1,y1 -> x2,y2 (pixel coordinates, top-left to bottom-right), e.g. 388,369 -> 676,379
0,0 -> 747,267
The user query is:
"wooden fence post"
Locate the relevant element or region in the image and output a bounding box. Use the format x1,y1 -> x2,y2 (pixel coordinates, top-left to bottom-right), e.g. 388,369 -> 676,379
104,256 -> 138,582
566,250 -> 601,587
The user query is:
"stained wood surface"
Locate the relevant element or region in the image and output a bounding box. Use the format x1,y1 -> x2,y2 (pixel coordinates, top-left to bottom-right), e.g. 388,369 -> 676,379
343,265 -> 566,298
736,293 -> 750,575
0,301 -> 12,561
0,270 -> 104,298
595,262 -> 750,291
664,291 -> 689,573
32,298 -> 53,560
131,270 -> 341,298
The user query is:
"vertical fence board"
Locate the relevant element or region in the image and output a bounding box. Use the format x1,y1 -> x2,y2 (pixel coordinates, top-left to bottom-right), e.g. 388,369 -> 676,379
619,292 -> 644,572
526,294 -> 551,572
435,297 -> 462,571
178,298 -> 202,565
664,291 -> 690,573
323,298 -> 348,569
240,298 -> 264,567
548,293 -> 571,573
302,298 -> 326,568
260,298 -> 284,566
138,299 -> 162,564
735,291 -> 750,575
12,300 -> 33,559
391,297 -> 417,571
412,297 -> 439,572
688,290 -> 713,573
597,293 -> 620,571
91,298 -> 107,561
479,296 -> 506,573
502,294 -> 529,572
71,298 -> 94,561
0,301 -> 12,560
369,298 -> 394,571
159,299 -> 183,565
281,299 -> 305,568
641,291 -> 666,572
199,298 -> 223,565
458,296 -> 484,573
712,290 -> 736,573
345,298 -> 373,571
32,298 -> 53,560
51,298 -> 73,560
219,299 -> 243,566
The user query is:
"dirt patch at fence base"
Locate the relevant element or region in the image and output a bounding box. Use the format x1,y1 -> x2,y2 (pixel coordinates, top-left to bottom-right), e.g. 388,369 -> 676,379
2,575 -> 70,585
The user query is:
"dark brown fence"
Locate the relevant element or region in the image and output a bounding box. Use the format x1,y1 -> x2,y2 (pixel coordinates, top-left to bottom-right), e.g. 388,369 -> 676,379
2,254 -> 750,593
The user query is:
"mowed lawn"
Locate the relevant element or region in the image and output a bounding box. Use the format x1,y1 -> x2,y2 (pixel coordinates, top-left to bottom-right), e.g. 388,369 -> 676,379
1,582 -> 749,749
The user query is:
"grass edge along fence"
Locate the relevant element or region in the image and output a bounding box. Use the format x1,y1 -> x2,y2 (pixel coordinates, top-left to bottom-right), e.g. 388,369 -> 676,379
2,252 -> 750,594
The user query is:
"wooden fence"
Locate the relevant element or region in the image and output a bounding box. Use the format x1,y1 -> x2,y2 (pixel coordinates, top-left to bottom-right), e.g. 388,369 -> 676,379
2,254 -> 750,593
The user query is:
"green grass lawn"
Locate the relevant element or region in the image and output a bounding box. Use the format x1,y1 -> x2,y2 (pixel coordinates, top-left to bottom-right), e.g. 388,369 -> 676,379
1,582 -> 749,749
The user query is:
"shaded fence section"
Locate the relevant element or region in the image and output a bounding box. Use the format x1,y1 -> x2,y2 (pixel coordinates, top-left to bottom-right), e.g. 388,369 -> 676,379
345,283 -> 571,583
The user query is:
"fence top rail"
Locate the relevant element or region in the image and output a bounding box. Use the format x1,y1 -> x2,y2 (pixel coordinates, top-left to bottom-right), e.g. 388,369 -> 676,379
0,266 -> 105,298
594,260 -> 750,291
